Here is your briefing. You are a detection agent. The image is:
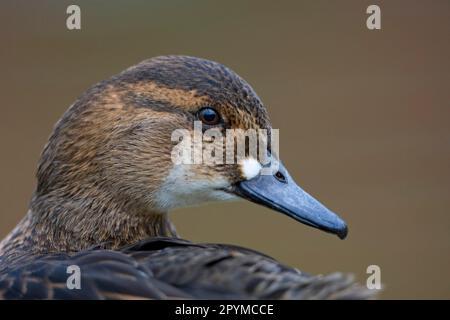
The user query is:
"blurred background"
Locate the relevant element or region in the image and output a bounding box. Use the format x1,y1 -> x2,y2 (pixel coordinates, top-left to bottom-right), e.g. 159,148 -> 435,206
1,0 -> 449,298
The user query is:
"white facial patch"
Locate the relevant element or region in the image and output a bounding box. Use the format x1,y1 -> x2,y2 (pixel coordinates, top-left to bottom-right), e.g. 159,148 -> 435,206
240,158 -> 262,180
154,164 -> 238,211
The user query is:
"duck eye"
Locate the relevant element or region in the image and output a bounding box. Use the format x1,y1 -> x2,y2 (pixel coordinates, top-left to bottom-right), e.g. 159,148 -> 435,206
198,107 -> 221,125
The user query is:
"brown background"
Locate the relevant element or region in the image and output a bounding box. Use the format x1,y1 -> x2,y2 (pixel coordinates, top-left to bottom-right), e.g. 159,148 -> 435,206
1,1 -> 449,298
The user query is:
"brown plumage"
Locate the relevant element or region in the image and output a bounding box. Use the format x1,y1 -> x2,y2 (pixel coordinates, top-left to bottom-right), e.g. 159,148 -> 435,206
0,56 -> 373,299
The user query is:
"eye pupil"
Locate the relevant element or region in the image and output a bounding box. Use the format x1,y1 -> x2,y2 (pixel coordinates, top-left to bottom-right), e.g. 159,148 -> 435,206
203,110 -> 216,121
199,107 -> 220,125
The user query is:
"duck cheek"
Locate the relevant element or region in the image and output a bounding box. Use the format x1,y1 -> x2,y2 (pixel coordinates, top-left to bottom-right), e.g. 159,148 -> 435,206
152,164 -> 238,211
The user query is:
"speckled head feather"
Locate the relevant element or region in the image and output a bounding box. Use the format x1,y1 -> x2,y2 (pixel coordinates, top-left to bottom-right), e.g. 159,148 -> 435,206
118,55 -> 270,123
1,56 -> 273,258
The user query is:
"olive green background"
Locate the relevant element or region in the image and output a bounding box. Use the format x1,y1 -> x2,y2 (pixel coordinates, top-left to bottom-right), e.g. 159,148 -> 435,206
1,1 -> 449,299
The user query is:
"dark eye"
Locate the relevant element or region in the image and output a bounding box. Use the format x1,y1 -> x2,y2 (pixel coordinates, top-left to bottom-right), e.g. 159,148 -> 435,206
198,107 -> 221,125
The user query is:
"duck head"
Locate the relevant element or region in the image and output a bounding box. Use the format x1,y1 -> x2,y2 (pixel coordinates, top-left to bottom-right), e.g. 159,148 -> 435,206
35,56 -> 347,247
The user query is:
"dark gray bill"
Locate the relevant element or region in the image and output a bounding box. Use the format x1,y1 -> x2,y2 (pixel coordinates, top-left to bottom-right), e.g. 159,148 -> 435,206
234,162 -> 348,239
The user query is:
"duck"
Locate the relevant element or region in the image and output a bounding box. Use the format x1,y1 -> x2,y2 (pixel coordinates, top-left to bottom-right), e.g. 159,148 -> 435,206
0,55 -> 372,299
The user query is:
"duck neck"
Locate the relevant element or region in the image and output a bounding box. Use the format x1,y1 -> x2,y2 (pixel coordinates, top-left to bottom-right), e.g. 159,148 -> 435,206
0,190 -> 178,260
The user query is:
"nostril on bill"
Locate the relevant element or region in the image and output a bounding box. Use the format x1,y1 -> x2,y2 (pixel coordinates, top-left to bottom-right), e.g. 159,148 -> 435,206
274,171 -> 287,183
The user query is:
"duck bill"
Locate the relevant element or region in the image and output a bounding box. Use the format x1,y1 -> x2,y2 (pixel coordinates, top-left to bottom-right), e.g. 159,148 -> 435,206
234,162 -> 348,239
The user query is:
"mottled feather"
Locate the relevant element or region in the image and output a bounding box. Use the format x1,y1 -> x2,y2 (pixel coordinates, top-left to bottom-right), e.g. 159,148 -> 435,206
0,238 -> 372,300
